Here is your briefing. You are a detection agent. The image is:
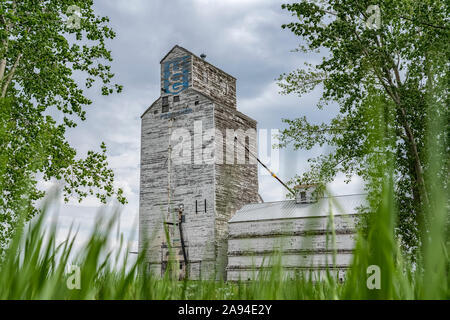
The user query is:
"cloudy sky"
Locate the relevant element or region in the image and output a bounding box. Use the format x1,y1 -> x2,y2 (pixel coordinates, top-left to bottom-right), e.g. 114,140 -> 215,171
44,0 -> 364,252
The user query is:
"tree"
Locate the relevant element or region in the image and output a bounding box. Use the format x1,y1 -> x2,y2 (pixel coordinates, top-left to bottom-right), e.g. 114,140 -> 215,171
0,1 -> 126,249
278,0 -> 449,252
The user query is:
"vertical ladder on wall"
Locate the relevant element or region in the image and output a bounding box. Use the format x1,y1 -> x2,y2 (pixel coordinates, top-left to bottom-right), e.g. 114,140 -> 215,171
162,118 -> 189,279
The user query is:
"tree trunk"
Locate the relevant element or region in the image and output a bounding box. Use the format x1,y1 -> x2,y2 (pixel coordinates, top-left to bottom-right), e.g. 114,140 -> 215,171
399,106 -> 429,208
0,58 -> 6,83
1,53 -> 22,98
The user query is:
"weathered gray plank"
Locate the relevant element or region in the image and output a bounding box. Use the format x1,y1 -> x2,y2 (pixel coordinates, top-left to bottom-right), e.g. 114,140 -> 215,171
228,215 -> 358,238
227,252 -> 354,269
226,268 -> 348,282
228,234 -> 356,254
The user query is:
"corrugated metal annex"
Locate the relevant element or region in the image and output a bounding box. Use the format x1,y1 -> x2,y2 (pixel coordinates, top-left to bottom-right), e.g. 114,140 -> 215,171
229,194 -> 366,223
226,194 -> 367,281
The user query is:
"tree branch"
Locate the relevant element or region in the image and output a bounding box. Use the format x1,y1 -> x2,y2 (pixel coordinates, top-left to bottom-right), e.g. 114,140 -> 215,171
0,19 -> 10,83
350,20 -> 429,209
399,15 -> 450,31
1,53 -> 22,98
0,52 -> 7,83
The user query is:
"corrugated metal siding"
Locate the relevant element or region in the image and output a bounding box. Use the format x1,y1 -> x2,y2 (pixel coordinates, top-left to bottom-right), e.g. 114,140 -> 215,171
229,194 -> 366,222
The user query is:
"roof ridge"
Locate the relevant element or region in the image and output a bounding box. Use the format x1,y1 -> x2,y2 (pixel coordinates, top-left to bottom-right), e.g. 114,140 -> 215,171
160,45 -> 237,80
230,194 -> 367,223
246,193 -> 367,206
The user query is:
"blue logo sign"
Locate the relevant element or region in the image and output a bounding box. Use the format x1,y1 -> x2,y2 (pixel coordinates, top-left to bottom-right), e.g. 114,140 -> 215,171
163,56 -> 190,94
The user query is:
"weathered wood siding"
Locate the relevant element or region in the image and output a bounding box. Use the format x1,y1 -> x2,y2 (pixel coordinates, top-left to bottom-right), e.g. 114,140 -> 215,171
228,234 -> 356,253
227,269 -> 348,282
192,54 -> 237,110
214,104 -> 259,279
227,214 -> 359,281
140,46 -> 258,279
140,87 -> 217,279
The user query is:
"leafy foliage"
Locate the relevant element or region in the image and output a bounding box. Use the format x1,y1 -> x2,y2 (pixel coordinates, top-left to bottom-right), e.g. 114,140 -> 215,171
278,0 -> 449,252
0,1 -> 126,249
0,156 -> 447,299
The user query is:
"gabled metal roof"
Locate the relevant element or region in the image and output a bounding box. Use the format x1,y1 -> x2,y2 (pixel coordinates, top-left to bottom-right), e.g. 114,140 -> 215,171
228,194 -> 366,223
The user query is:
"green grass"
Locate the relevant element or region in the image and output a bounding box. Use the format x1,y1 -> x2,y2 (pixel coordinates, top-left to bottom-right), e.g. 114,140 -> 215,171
0,168 -> 447,300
